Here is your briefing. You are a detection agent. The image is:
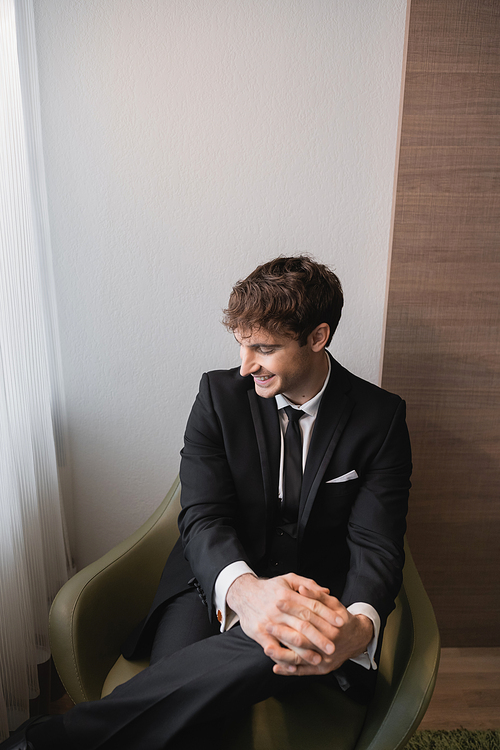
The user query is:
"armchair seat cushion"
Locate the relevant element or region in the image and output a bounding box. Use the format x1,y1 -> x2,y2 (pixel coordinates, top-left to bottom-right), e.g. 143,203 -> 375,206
101,656 -> 149,698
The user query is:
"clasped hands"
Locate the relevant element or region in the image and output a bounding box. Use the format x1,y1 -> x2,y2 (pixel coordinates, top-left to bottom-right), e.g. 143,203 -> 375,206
226,573 -> 373,676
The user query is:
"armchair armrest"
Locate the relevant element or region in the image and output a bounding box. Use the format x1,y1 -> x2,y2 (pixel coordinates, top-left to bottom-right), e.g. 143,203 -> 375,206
49,477 -> 181,703
355,542 -> 441,750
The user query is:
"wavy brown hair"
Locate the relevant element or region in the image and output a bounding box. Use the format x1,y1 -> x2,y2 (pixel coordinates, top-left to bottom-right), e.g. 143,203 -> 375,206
223,255 -> 343,346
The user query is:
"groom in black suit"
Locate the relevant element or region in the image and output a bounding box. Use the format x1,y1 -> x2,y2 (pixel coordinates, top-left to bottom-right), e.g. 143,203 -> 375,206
4,256 -> 411,750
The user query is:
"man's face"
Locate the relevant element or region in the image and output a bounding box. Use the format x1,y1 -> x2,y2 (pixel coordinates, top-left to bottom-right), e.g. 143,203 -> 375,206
234,328 -> 322,405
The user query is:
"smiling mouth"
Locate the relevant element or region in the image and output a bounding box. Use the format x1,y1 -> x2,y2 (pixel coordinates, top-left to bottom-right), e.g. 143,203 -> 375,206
253,374 -> 275,382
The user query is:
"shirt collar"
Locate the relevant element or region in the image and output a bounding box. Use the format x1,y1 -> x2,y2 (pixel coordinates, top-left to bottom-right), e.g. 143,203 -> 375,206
275,354 -> 331,418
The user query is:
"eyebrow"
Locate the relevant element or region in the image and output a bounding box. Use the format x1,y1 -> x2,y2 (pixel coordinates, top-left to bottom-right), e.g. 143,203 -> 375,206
233,335 -> 283,349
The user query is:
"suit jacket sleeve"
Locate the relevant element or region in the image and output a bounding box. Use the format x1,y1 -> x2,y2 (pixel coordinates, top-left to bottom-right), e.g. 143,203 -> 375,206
340,398 -> 412,630
178,372 -> 251,617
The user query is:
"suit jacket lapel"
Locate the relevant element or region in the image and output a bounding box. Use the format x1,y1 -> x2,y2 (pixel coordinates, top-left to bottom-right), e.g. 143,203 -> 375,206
247,387 -> 280,526
298,357 -> 354,542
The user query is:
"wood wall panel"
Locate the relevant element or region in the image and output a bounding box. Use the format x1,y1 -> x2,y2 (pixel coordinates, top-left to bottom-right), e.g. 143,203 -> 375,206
382,0 -> 500,646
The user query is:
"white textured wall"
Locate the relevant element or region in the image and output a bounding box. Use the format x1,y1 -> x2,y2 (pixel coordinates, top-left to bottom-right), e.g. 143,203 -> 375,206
33,0 -> 407,567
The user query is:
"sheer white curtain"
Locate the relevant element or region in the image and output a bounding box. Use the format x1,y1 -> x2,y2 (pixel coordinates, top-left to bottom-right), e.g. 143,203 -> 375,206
0,0 -> 72,739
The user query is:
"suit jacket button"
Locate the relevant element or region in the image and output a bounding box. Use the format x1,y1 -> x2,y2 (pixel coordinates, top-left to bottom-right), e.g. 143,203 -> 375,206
276,528 -> 284,536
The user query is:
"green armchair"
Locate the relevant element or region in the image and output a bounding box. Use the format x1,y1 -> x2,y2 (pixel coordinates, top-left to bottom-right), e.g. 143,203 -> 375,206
49,477 -> 440,749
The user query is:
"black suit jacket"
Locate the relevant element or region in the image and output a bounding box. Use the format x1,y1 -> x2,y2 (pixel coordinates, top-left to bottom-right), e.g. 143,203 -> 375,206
124,353 -> 411,694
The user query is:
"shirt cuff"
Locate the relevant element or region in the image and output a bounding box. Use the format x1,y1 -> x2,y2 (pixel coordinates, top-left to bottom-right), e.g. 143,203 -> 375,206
346,602 -> 380,670
214,561 -> 256,631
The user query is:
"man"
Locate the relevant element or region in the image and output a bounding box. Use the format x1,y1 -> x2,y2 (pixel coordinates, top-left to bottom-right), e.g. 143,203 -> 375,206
4,256 -> 411,750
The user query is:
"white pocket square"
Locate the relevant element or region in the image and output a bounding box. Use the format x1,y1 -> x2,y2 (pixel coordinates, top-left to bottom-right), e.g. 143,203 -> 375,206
327,470 -> 358,484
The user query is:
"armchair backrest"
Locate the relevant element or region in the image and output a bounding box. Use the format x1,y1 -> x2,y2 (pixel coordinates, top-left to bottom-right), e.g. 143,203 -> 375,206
50,478 -> 182,702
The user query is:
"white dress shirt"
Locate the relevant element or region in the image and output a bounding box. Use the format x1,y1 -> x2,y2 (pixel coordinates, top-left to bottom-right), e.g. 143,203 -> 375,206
214,356 -> 380,670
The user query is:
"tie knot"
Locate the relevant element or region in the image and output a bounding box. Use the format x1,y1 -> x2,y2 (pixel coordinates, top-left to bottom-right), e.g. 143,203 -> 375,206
284,406 -> 304,423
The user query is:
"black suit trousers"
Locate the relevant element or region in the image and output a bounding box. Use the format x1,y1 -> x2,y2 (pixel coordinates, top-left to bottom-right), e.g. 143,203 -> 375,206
61,589 -> 365,750
62,590 -> 294,749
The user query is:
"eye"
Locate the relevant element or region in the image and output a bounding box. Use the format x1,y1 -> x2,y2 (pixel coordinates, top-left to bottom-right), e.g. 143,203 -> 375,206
257,347 -> 276,355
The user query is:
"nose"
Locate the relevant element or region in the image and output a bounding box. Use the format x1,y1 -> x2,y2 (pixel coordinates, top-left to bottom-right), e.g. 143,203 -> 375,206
239,347 -> 259,377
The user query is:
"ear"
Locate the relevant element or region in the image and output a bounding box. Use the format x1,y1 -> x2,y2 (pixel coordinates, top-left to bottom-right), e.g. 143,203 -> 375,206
309,323 -> 330,352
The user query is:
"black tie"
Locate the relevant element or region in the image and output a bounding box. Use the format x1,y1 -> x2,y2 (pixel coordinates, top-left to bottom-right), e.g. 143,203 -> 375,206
283,406 -> 305,523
